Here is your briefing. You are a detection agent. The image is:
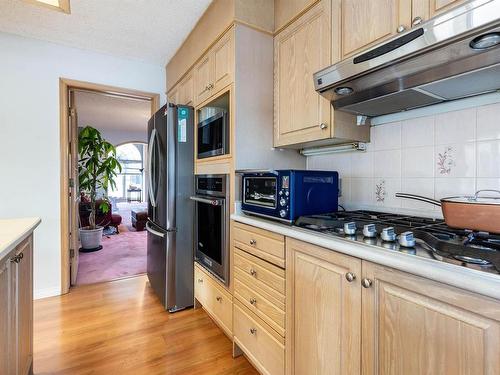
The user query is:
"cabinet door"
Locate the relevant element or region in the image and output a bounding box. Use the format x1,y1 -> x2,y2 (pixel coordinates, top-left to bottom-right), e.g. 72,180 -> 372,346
0,257 -> 12,375
193,54 -> 212,106
361,261 -> 500,375
167,85 -> 179,105
340,0 -> 411,58
274,0 -> 332,147
15,238 -> 33,375
212,30 -> 234,95
179,71 -> 194,106
286,238 -> 361,375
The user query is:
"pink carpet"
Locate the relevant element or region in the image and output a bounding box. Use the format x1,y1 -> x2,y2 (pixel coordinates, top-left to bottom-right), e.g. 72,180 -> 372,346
76,229 -> 147,285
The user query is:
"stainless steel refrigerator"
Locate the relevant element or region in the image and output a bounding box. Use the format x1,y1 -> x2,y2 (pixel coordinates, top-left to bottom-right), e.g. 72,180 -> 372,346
146,103 -> 194,312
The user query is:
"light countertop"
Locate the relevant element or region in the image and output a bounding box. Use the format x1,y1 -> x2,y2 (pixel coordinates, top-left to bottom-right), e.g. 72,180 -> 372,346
231,212 -> 500,301
0,217 -> 41,262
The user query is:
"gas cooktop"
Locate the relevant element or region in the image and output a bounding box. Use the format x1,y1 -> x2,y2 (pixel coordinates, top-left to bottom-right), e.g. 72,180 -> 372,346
294,210 -> 500,275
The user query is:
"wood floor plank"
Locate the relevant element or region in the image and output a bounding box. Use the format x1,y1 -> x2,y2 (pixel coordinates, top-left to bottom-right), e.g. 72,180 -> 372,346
34,275 -> 258,375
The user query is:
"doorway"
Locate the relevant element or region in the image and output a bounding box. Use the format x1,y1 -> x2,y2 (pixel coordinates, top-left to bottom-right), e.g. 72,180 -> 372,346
60,78 -> 159,293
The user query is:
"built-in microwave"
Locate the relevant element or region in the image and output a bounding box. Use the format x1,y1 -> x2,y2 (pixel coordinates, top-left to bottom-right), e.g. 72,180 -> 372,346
197,109 -> 229,159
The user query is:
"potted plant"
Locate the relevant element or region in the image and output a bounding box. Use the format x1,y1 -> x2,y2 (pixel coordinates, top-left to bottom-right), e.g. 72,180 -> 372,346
78,126 -> 121,250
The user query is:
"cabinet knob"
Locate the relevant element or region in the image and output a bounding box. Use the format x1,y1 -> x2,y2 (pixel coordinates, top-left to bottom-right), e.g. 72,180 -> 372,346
249,268 -> 257,277
249,239 -> 256,246
345,272 -> 356,282
216,296 -> 222,302
397,25 -> 406,33
249,298 -> 257,305
250,328 -> 257,335
209,83 -> 214,89
197,278 -> 203,283
412,16 -> 423,26
362,278 -> 373,288
319,123 -> 328,130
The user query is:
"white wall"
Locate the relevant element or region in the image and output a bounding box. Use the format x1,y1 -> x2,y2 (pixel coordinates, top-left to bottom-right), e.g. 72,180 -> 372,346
307,97 -> 500,218
99,129 -> 148,146
0,32 -> 165,299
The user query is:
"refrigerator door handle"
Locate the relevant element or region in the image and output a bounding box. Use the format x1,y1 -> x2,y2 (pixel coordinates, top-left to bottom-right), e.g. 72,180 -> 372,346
146,221 -> 165,238
147,129 -> 157,207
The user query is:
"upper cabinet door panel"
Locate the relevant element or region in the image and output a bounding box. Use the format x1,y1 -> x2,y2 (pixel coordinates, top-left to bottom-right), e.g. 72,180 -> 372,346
341,0 -> 411,58
212,30 -> 234,95
179,71 -> 194,106
411,0 -> 466,26
361,261 -> 500,375
274,0 -> 319,32
274,0 -> 332,147
428,0 -> 467,17
193,54 -> 212,106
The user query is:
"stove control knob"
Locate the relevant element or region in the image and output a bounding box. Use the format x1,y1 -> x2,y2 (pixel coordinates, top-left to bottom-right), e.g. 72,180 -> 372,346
285,191 -> 289,197
399,231 -> 416,247
381,227 -> 396,242
279,190 -> 283,196
280,198 -> 287,207
363,224 -> 377,238
343,222 -> 357,235
279,209 -> 287,218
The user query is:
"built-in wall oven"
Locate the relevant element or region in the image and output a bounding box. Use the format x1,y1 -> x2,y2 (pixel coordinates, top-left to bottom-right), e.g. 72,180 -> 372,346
190,174 -> 230,284
197,108 -> 229,159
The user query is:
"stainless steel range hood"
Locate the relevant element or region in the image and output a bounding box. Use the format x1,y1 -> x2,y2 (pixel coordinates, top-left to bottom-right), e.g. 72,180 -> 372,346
314,0 -> 500,118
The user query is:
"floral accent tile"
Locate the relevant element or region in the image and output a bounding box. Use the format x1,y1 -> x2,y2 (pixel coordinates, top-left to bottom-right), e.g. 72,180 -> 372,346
437,146 -> 455,175
375,179 -> 387,202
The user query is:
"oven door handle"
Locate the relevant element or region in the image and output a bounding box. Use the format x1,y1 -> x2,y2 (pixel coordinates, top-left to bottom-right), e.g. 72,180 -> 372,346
190,196 -> 225,206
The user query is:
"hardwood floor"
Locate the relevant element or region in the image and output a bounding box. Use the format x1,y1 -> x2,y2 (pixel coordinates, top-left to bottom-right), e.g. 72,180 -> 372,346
34,275 -> 258,375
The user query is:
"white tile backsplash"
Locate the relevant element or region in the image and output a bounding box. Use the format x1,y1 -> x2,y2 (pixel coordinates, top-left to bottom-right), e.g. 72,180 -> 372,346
306,100 -> 500,216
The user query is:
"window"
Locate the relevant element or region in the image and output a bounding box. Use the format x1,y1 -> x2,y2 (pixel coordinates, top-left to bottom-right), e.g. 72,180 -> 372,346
108,143 -> 146,203
24,0 -> 71,14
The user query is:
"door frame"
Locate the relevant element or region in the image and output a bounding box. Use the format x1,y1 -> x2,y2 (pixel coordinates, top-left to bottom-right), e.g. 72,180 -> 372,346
59,78 -> 160,294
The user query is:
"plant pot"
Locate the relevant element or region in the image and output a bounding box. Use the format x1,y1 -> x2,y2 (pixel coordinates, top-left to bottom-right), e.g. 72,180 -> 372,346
79,226 -> 104,251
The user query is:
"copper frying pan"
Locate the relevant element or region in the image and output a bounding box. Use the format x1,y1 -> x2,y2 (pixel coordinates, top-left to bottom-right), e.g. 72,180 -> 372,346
396,190 -> 500,234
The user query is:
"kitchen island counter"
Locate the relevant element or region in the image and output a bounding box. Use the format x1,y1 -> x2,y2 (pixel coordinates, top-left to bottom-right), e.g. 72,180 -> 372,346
0,217 -> 41,262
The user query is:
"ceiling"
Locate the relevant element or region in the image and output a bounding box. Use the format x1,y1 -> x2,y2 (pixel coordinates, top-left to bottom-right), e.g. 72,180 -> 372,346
0,0 -> 212,64
74,90 -> 151,133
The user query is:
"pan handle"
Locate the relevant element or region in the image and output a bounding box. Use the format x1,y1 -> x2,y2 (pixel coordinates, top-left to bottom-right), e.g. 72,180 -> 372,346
395,193 -> 441,207
474,190 -> 500,200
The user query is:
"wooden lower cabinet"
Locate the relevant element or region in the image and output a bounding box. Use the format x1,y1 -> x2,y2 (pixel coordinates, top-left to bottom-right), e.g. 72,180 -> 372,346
234,300 -> 285,375
194,264 -> 233,337
0,235 -> 33,375
361,261 -> 500,375
285,237 -> 500,375
285,238 -> 361,375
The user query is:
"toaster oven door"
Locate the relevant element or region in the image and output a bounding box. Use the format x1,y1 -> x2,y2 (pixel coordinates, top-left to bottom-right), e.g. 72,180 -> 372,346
243,176 -> 278,209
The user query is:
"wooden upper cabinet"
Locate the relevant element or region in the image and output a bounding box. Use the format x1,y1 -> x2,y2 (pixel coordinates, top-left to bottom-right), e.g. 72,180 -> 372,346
274,0 -> 319,32
361,261 -> 500,375
286,238 -> 361,375
413,0 -> 467,23
179,71 -> 194,106
340,0 -> 411,58
274,0 -> 332,147
212,31 -> 234,95
193,28 -> 234,106
194,54 -> 213,106
167,86 -> 180,105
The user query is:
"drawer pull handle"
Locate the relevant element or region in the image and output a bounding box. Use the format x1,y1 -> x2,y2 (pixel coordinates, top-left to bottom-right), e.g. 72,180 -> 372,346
345,272 -> 356,282
216,296 -> 222,302
249,239 -> 256,246
249,268 -> 257,277
249,298 -> 257,305
250,328 -> 257,335
197,278 -> 203,283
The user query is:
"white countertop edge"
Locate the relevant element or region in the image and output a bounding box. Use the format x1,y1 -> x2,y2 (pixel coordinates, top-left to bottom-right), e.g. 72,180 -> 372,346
231,213 -> 500,301
0,217 -> 41,262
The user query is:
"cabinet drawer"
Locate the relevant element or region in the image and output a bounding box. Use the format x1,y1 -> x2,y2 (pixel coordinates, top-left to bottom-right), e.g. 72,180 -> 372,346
234,248 -> 285,296
234,300 -> 285,375
233,223 -> 285,268
234,278 -> 285,337
194,264 -> 233,336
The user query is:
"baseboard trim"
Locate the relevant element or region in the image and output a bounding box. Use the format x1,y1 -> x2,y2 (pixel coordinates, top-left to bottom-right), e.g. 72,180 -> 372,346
34,286 -> 61,300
